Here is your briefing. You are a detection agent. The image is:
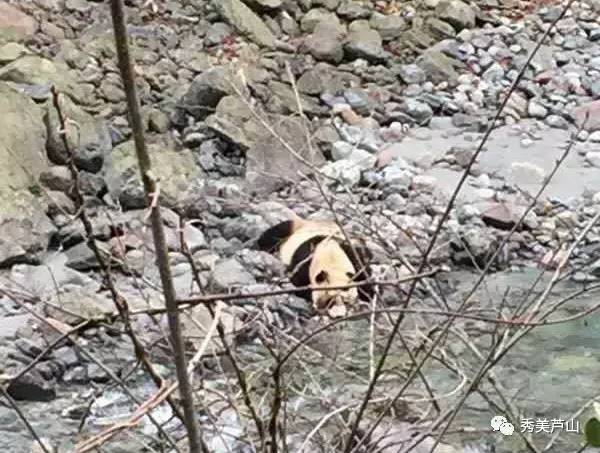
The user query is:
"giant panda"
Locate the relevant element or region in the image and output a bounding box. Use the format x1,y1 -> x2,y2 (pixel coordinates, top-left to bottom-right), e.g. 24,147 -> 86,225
256,214 -> 374,317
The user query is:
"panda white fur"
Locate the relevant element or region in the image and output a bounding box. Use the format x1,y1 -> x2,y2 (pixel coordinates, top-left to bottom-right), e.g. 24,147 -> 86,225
256,215 -> 374,317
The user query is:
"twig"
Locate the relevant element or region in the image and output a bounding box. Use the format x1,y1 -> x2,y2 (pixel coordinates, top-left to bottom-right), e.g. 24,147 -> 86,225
179,220 -> 265,446
176,271 -> 438,306
50,85 -> 185,432
108,1 -> 206,452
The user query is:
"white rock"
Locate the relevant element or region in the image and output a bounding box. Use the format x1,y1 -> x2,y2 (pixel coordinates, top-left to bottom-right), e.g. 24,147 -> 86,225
382,166 -> 412,187
510,161 -> 545,183
321,160 -> 362,186
412,175 -> 437,193
331,141 -> 355,161
520,138 -> 534,148
585,151 -> 600,167
528,100 -> 548,118
347,148 -> 377,169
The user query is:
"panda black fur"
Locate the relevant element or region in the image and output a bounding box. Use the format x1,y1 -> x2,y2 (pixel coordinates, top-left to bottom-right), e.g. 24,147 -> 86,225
256,215 -> 374,316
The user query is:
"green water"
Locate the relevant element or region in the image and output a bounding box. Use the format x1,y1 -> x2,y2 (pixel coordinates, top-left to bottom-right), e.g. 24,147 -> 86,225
278,267 -> 600,452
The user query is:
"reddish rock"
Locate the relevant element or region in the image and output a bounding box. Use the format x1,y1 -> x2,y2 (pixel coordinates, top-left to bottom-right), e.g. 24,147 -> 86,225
375,143 -> 404,169
481,202 -> 520,231
572,100 -> 600,132
0,3 -> 38,41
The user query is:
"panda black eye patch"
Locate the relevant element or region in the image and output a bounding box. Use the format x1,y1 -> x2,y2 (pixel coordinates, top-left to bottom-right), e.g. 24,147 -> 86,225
315,270 -> 328,283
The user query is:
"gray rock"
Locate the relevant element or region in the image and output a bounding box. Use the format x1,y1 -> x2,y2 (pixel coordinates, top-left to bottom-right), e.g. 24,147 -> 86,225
54,346 -> 79,368
426,18 -> 457,40
205,96 -> 257,149
46,190 -> 76,218
346,148 -> 377,169
268,80 -> 323,116
43,286 -> 115,324
246,115 -> 325,194
382,166 -> 412,188
44,93 -> 111,173
220,213 -> 267,241
344,20 -> 386,62
0,83 -> 54,267
300,8 -> 338,33
0,55 -> 87,104
482,62 -> 505,82
243,0 -> 283,10
0,3 -> 38,43
313,0 -> 340,9
519,40 -> 556,74
0,314 -> 31,340
337,0 -> 371,19
0,42 -> 31,64
205,22 -> 233,46
505,92 -> 528,118
177,66 -> 248,120
87,363 -> 110,383
481,202 -> 520,230
416,50 -> 459,85
305,20 -> 345,64
586,151 -> 600,167
527,99 -> 548,119
331,141 -> 355,161
396,63 -> 426,84
451,228 -> 495,267
321,159 -> 362,186
166,222 -> 207,253
343,88 -> 371,115
545,114 -> 570,129
297,64 -> 354,95
399,99 -> 434,124
65,242 -> 105,271
280,11 -> 301,36
435,0 -> 475,31
14,338 -> 44,360
369,13 -> 407,40
10,252 -> 98,297
104,138 -> 203,210
39,166 -> 72,192
147,108 -> 170,133
236,249 -> 285,278
215,0 -> 277,48
210,257 -> 257,290
7,371 -> 55,402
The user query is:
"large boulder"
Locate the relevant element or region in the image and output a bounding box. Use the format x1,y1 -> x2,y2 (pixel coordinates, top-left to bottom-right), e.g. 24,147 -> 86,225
206,96 -> 325,194
44,93 -> 112,173
0,3 -> 37,43
344,20 -> 386,62
416,49 -> 459,86
104,138 -> 204,210
305,19 -> 346,64
175,66 -> 248,122
435,0 -> 476,32
0,55 -> 88,104
245,115 -> 326,195
215,0 -> 277,48
0,83 -> 54,267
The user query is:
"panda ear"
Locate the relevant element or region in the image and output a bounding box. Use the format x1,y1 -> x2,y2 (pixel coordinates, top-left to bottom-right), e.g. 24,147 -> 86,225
339,239 -> 372,271
338,239 -> 374,301
256,220 -> 295,252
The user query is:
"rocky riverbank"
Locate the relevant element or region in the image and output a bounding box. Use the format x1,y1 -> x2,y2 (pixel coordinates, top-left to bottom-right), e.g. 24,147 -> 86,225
1,0 -> 600,451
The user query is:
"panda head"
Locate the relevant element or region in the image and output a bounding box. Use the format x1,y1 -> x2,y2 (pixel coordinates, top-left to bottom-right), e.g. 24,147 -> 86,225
308,237 -> 360,315
257,216 -> 374,317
